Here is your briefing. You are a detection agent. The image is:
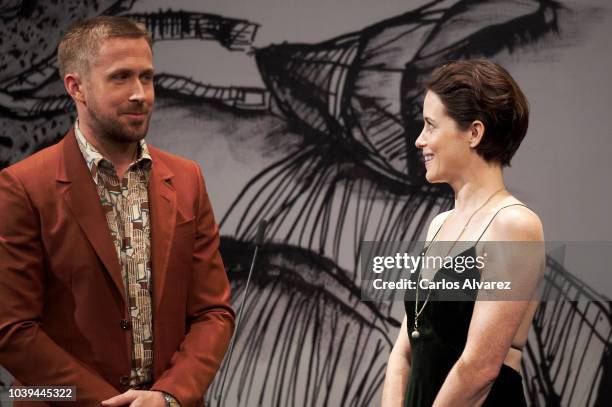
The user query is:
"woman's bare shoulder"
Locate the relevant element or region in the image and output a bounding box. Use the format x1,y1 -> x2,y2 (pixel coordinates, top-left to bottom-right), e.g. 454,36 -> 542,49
488,197 -> 544,241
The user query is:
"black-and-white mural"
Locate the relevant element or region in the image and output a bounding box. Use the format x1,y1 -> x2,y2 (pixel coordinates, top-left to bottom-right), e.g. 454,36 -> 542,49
1,1 -> 611,406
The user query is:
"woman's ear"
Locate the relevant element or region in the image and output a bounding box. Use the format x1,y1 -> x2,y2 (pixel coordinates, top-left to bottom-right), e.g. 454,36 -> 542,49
469,120 -> 485,148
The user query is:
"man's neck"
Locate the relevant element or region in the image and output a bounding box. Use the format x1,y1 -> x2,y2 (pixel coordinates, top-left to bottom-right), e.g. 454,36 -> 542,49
77,119 -> 139,178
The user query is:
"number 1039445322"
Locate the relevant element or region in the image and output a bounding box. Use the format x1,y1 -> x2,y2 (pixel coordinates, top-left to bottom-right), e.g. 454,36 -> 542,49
7,386 -> 76,401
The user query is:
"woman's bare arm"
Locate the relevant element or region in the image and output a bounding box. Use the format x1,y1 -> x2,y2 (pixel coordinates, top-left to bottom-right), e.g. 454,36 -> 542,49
382,316 -> 412,407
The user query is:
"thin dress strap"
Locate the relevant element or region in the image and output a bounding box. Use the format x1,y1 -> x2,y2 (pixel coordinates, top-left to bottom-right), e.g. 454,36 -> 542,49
426,212 -> 451,246
475,203 -> 529,244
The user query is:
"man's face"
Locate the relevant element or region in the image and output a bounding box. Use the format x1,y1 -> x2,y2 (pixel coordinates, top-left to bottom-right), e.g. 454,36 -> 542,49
81,37 -> 155,144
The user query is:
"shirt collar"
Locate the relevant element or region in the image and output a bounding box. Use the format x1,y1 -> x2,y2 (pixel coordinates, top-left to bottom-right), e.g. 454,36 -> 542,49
74,119 -> 152,182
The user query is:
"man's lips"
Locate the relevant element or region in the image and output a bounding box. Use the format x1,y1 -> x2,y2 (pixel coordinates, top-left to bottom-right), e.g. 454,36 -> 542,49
123,112 -> 148,119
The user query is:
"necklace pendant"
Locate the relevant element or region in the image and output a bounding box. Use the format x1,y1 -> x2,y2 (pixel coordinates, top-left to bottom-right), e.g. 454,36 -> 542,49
411,329 -> 420,339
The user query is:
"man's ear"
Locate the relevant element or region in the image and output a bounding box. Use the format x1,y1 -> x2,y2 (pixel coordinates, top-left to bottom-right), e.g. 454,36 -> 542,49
469,120 -> 485,148
64,73 -> 86,103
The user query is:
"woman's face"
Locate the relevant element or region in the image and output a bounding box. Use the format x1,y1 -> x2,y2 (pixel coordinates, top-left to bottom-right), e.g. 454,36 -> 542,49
415,91 -> 473,183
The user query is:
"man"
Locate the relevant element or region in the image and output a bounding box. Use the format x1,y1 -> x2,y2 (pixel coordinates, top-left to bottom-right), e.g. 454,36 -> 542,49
0,16 -> 235,407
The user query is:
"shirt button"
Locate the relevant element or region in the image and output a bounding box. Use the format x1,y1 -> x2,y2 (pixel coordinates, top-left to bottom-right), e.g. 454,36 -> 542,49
120,319 -> 132,330
119,375 -> 130,386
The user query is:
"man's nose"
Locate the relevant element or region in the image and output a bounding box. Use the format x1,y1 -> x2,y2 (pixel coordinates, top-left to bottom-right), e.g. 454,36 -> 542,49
129,79 -> 146,102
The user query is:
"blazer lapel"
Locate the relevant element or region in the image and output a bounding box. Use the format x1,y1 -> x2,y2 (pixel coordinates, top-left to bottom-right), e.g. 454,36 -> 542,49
147,152 -> 176,314
56,129 -> 126,305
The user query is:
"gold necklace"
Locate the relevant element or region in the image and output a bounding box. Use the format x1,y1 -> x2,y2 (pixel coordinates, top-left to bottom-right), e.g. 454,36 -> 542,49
411,187 -> 505,339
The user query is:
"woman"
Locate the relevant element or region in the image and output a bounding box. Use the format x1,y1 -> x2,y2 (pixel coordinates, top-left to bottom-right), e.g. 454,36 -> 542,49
381,59 -> 544,406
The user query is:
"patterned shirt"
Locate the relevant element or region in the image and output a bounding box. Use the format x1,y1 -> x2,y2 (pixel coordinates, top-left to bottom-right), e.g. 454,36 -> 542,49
75,122 -> 154,387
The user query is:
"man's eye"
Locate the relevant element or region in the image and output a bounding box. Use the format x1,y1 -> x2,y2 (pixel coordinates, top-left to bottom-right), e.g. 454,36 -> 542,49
112,73 -> 128,81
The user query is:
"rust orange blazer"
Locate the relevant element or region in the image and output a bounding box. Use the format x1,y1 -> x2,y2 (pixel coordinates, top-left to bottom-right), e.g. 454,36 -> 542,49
0,129 -> 235,406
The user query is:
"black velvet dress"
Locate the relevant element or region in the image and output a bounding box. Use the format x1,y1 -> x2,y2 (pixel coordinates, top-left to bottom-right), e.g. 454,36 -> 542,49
403,245 -> 527,407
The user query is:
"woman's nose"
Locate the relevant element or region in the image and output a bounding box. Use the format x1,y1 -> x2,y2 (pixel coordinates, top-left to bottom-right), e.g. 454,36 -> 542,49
415,130 -> 426,148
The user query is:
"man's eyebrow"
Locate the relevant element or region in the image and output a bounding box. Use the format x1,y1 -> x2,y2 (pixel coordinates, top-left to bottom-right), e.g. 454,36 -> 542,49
423,117 -> 436,125
106,68 -> 155,76
107,68 -> 131,76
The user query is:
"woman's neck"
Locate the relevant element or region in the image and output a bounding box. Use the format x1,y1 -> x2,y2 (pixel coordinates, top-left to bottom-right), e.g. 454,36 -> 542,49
450,162 -> 506,216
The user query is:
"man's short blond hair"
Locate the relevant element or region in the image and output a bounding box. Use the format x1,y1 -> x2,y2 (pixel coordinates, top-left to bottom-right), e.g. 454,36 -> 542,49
57,15 -> 152,79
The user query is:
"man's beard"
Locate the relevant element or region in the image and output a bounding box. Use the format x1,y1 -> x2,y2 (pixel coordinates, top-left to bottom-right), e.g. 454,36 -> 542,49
87,98 -> 151,144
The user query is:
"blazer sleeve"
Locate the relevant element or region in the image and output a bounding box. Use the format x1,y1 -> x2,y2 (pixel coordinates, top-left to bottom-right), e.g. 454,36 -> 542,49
151,161 -> 235,407
0,168 -> 121,404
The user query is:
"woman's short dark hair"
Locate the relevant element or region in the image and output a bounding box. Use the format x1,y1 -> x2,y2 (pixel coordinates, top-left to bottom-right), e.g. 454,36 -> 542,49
426,59 -> 529,167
